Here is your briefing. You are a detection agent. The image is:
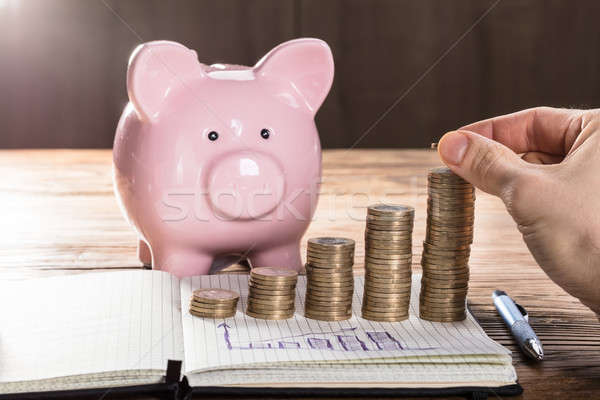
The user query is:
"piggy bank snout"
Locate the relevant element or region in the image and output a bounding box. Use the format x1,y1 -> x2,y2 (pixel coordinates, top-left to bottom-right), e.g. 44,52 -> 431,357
208,152 -> 285,220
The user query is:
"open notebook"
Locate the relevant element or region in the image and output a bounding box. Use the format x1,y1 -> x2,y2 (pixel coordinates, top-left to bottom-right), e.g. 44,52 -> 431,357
0,270 -> 521,398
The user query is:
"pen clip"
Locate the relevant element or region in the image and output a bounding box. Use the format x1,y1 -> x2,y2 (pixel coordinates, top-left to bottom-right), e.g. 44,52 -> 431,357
514,302 -> 529,322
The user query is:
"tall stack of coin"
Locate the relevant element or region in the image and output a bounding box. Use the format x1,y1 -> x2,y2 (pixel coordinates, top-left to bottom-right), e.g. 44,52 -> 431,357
190,288 -> 239,318
420,166 -> 474,322
362,204 -> 414,321
246,267 -> 298,320
304,237 -> 355,321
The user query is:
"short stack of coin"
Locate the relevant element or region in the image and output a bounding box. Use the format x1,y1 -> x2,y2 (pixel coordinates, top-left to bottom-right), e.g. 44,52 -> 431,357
304,237 -> 355,321
246,267 -> 298,320
420,166 -> 474,322
190,288 -> 239,318
362,204 -> 414,321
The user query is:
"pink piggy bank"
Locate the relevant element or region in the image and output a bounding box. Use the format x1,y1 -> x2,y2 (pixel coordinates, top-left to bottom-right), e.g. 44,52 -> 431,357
113,38 -> 334,277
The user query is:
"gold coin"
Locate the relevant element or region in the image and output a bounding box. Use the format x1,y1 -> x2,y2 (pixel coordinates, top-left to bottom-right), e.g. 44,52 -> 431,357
251,266 -> 298,279
304,313 -> 352,321
307,275 -> 354,284
419,315 -> 466,323
361,302 -> 409,312
248,276 -> 298,286
426,229 -> 473,238
423,252 -> 471,261
361,314 -> 408,322
247,296 -> 295,306
248,278 -> 296,289
365,230 -> 413,238
305,298 -> 352,307
361,308 -> 409,318
246,309 -> 295,320
305,306 -> 352,314
189,309 -> 236,318
425,238 -> 473,247
305,289 -> 354,298
421,261 -> 469,270
190,299 -> 237,308
420,300 -> 465,308
248,286 -> 296,296
366,227 -> 413,234
365,255 -> 412,264
306,275 -> 354,284
419,308 -> 466,316
363,301 -> 410,310
422,273 -> 469,281
366,222 -> 413,230
304,294 -> 352,304
420,287 -> 468,295
247,303 -> 295,312
422,269 -> 469,277
365,238 -> 413,246
304,308 -> 352,316
306,261 -> 354,270
419,291 -> 467,299
419,307 -> 466,315
307,237 -> 355,251
420,301 -> 466,309
191,298 -> 238,307
192,288 -> 240,303
305,264 -> 353,273
366,212 -> 415,221
248,292 -> 296,301
364,273 -> 413,281
365,263 -> 412,271
304,290 -> 352,299
421,276 -> 468,285
364,291 -> 412,300
367,204 -> 415,216
364,279 -> 411,288
189,305 -> 236,314
421,260 -> 470,269
427,199 -> 475,207
423,240 -> 470,250
307,283 -> 355,291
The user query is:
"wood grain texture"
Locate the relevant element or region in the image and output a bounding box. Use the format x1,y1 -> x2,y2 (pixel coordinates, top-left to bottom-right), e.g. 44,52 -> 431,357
0,149 -> 598,399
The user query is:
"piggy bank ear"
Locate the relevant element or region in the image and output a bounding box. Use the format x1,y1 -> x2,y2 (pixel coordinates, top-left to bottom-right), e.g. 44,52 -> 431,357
127,41 -> 205,121
254,38 -> 334,115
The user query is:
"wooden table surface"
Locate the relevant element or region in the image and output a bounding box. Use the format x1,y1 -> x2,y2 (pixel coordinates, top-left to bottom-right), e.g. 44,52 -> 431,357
0,149 -> 598,399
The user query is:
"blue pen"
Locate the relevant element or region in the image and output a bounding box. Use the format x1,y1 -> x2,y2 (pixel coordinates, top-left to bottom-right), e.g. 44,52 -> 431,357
492,290 -> 544,361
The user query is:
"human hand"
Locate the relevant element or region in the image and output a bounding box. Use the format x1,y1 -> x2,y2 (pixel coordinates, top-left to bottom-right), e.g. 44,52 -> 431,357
438,107 -> 600,314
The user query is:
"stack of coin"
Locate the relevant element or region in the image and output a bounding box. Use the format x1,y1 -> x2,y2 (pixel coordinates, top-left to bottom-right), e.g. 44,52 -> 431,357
304,237 -> 355,321
246,267 -> 298,320
420,166 -> 474,322
362,204 -> 414,321
190,288 -> 239,318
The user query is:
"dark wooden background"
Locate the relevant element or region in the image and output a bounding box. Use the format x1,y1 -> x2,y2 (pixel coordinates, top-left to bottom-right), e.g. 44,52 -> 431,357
1,0 -> 600,149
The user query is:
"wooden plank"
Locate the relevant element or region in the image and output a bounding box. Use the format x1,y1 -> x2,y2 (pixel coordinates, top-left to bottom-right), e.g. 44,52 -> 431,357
0,149 -> 599,399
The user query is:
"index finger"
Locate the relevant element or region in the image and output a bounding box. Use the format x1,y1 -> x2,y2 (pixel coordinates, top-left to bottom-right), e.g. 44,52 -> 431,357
460,107 -> 585,156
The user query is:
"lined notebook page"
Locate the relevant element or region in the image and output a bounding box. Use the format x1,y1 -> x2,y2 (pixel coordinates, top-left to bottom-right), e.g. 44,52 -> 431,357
0,270 -> 183,392
180,274 -> 511,374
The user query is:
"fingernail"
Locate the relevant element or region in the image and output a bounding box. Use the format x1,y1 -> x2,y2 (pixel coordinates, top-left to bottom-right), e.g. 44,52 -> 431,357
438,131 -> 469,165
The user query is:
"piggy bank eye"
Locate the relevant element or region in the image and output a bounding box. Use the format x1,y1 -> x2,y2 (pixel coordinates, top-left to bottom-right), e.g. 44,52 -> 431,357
260,128 -> 270,139
208,131 -> 219,141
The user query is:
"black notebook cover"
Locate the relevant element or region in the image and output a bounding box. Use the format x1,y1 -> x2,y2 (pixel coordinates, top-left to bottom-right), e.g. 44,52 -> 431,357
0,359 -> 523,400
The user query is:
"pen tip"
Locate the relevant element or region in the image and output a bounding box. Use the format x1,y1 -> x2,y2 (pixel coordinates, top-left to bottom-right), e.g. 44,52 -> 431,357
524,338 -> 544,361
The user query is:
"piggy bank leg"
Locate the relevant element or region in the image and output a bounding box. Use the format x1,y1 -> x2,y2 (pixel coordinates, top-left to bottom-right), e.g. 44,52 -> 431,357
138,239 -> 152,269
249,241 -> 302,272
152,246 -> 213,277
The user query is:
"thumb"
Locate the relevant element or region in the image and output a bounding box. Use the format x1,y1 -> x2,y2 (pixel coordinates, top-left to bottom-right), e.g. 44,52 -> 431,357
437,130 -> 528,197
